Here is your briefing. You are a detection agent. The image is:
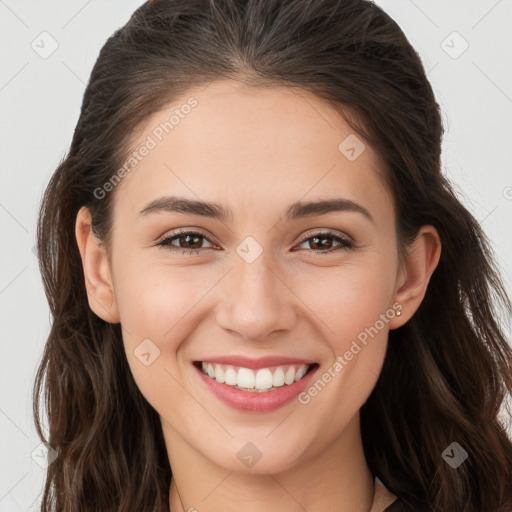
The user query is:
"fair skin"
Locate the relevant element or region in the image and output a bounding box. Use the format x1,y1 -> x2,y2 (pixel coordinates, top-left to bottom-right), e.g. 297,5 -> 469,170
75,79 -> 441,512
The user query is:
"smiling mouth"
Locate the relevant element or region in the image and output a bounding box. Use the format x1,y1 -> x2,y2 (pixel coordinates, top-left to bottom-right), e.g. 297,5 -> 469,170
193,361 -> 319,393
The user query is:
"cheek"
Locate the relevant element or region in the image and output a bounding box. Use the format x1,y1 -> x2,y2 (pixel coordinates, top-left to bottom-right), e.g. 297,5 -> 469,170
297,258 -> 395,343
113,255 -> 212,340
284,266 -> 394,456
291,257 -> 396,404
112,256 -> 229,401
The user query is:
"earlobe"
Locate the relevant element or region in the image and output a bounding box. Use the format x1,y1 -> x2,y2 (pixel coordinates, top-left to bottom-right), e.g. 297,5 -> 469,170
390,225 -> 441,328
75,206 -> 120,323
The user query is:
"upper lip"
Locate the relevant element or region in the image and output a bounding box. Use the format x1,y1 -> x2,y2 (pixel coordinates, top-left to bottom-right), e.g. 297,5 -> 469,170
196,355 -> 317,370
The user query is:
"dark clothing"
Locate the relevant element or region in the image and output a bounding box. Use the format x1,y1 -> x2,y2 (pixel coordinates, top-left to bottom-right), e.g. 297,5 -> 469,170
385,499 -> 414,511
384,496 -> 427,511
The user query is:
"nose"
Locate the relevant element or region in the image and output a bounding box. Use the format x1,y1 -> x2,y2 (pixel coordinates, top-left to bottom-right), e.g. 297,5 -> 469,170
216,251 -> 297,342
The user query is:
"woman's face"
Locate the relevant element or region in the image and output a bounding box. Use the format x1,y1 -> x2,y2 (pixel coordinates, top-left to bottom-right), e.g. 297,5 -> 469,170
79,79 -> 436,475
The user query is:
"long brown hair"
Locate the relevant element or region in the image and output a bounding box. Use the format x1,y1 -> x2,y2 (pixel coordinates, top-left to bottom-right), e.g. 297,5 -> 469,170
33,0 -> 512,510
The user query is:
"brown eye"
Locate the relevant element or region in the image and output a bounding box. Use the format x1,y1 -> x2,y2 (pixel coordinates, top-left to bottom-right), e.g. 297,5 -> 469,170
296,232 -> 353,253
157,231 -> 215,254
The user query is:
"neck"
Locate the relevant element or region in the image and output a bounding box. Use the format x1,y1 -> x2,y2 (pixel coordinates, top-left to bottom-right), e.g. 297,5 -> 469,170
166,414 -> 375,512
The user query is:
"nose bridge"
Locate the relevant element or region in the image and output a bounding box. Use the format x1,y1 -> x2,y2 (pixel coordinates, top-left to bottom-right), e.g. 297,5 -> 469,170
217,241 -> 296,340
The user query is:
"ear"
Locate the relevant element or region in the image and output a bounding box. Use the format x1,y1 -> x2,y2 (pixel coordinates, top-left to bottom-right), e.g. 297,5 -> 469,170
75,206 -> 120,323
390,225 -> 441,329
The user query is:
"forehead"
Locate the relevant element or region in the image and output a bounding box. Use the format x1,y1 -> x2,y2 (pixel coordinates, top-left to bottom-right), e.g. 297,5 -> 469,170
112,79 -> 394,224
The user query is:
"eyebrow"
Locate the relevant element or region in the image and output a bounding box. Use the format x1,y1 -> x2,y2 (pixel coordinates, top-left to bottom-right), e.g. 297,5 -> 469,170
138,195 -> 375,224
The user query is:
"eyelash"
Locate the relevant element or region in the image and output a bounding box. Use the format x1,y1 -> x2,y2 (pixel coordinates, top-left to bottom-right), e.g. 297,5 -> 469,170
156,229 -> 354,256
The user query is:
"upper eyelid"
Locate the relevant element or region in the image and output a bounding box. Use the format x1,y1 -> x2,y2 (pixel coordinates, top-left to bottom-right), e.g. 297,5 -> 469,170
297,228 -> 352,243
161,228 -> 215,243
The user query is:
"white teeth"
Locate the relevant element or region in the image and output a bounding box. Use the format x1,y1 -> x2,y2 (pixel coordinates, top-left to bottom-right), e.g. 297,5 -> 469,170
273,367 -> 285,386
224,366 -> 238,386
284,366 -> 295,385
295,365 -> 307,382
199,362 -> 312,392
214,364 -> 224,384
255,368 -> 273,390
237,367 -> 255,389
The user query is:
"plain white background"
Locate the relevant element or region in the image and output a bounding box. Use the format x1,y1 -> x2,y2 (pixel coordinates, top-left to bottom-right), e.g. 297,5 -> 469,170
0,1 -> 511,509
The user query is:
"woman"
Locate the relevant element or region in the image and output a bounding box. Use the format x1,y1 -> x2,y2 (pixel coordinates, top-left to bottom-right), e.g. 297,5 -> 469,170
33,0 -> 512,511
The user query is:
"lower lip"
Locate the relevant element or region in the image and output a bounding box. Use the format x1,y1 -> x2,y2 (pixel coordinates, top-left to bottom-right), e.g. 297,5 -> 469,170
193,363 -> 320,413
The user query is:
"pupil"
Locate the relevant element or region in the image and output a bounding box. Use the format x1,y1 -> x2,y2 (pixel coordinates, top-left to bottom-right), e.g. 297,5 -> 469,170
184,235 -> 201,248
312,236 -> 331,250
